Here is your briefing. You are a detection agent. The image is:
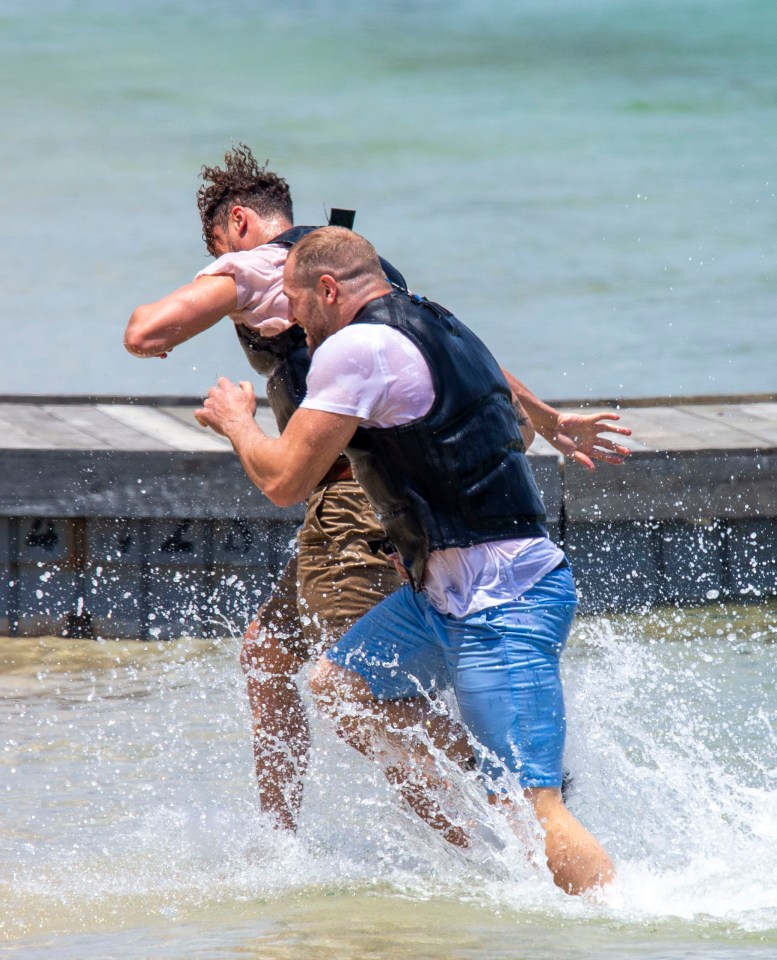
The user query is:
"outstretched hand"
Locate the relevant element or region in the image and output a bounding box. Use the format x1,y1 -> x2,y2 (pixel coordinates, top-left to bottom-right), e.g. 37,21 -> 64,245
195,377 -> 257,438
548,411 -> 633,471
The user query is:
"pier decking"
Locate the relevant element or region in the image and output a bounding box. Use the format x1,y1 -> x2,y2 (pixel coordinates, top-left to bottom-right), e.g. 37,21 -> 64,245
1,394 -> 775,638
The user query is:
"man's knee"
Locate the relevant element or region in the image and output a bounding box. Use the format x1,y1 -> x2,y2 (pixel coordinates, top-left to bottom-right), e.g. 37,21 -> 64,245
241,619 -> 303,678
309,657 -> 375,713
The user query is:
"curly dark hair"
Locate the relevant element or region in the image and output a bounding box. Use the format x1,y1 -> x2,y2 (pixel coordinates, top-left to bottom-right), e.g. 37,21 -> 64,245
196,144 -> 293,254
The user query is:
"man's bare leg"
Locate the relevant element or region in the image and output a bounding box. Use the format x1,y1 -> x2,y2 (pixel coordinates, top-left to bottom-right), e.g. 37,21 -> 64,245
310,659 -> 474,846
241,618 -> 308,831
311,660 -> 615,891
498,788 -> 615,895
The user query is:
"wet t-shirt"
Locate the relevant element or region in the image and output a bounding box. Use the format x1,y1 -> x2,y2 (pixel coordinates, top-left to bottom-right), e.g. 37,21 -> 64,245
195,246 -> 295,337
302,323 -> 564,616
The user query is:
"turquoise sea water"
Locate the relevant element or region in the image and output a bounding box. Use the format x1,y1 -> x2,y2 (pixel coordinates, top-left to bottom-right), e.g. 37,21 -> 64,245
1,0 -> 775,400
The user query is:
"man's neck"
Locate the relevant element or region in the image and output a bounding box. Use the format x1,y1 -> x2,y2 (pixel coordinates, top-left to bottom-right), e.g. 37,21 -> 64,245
342,281 -> 392,327
247,215 -> 293,248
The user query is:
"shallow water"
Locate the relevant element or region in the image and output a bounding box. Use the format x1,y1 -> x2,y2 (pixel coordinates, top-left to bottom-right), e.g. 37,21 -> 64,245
2,601 -> 775,957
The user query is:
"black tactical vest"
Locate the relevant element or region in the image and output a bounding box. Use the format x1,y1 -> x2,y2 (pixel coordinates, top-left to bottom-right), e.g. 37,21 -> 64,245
344,290 -> 548,589
234,226 -> 406,432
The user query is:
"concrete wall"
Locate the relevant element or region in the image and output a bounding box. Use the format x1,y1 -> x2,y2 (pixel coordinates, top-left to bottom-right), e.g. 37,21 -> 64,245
1,396 -> 775,638
1,492 -> 773,639
0,515 -> 300,639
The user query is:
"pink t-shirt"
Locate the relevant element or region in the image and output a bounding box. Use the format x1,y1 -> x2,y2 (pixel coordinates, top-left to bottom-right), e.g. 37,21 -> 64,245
195,246 -> 294,337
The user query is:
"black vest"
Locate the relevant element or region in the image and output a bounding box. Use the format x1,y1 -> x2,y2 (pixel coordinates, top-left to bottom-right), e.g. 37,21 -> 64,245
235,226 -> 407,431
344,290 -> 548,589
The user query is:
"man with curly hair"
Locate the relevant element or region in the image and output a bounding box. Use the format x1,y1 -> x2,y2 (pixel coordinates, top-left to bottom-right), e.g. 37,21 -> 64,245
126,146 -> 407,832
125,146 -> 631,834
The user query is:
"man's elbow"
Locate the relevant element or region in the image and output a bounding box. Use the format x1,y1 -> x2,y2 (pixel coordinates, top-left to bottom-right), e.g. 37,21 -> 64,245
263,486 -> 305,509
124,308 -> 156,356
261,474 -> 310,509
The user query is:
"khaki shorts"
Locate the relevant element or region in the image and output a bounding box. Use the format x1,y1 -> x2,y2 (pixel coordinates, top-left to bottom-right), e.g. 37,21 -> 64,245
254,479 -> 401,660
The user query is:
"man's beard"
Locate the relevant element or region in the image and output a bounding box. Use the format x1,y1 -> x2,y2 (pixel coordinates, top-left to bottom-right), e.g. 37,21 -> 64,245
305,330 -> 323,354
302,305 -> 329,354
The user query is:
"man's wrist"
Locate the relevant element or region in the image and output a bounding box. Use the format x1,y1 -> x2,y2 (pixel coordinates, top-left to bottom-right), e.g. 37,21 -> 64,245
223,412 -> 257,445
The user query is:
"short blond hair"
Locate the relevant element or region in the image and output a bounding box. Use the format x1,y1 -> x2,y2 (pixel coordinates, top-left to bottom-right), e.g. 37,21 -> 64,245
287,226 -> 384,287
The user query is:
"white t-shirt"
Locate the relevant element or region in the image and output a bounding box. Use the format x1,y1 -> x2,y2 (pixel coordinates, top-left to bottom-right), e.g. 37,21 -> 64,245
301,321 -> 565,616
195,246 -> 294,337
302,323 -> 435,426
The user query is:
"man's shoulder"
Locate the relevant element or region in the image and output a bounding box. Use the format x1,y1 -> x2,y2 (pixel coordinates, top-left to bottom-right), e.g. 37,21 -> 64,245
195,245 -> 287,281
314,323 -> 374,364
316,321 -> 425,379
330,319 -> 400,352
231,244 -> 289,268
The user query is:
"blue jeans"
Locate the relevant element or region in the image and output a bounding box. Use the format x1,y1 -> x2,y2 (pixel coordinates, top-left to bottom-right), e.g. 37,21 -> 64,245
324,564 -> 577,788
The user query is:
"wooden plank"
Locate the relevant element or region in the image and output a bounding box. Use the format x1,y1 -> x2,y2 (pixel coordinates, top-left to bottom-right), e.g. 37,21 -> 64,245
160,404 -> 280,438
40,404 -> 172,451
677,403 -> 777,448
608,406 -> 767,451
544,392 -> 777,409
565,450 -> 777,523
159,405 -> 237,443
3,397 -> 777,524
0,408 -> 53,449
0,404 -> 110,450
95,405 -> 229,452
160,405 -> 208,432
0,449 -> 303,520
3,391 -> 773,408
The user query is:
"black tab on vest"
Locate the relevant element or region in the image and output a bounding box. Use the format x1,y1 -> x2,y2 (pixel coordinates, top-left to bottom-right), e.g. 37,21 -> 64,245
328,208 -> 356,229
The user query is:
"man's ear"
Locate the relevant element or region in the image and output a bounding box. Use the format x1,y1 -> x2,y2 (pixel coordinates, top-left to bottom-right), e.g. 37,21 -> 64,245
320,274 -> 338,304
231,205 -> 249,238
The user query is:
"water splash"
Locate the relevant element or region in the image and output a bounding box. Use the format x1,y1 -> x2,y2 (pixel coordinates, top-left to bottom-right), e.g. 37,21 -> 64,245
2,601 -> 776,948
565,604 -> 777,927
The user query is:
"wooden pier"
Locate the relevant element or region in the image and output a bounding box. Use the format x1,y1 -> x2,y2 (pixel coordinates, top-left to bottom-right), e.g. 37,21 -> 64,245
1,394 -> 775,638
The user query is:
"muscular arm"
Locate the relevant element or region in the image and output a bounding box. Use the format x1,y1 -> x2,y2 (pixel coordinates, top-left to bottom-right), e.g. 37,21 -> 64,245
501,368 -> 632,470
124,274 -> 238,357
195,377 -> 359,507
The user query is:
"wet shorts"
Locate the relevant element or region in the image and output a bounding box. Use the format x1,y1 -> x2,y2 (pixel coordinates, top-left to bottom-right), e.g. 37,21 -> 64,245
324,564 -> 578,789
253,479 -> 400,660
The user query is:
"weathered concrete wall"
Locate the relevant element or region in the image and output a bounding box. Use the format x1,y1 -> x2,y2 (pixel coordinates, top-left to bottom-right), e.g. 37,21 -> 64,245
1,396 -> 775,638
0,514 -> 299,639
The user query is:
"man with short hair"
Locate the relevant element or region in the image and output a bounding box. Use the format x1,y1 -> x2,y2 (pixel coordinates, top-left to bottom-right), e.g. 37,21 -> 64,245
195,226 -> 617,895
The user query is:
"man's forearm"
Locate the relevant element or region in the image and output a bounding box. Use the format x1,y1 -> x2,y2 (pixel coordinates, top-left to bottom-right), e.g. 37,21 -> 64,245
196,378 -> 361,508
124,275 -> 238,357
223,413 -> 358,508
501,369 -> 560,439
124,303 -> 181,356
223,419 -> 293,504
501,366 -> 633,469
